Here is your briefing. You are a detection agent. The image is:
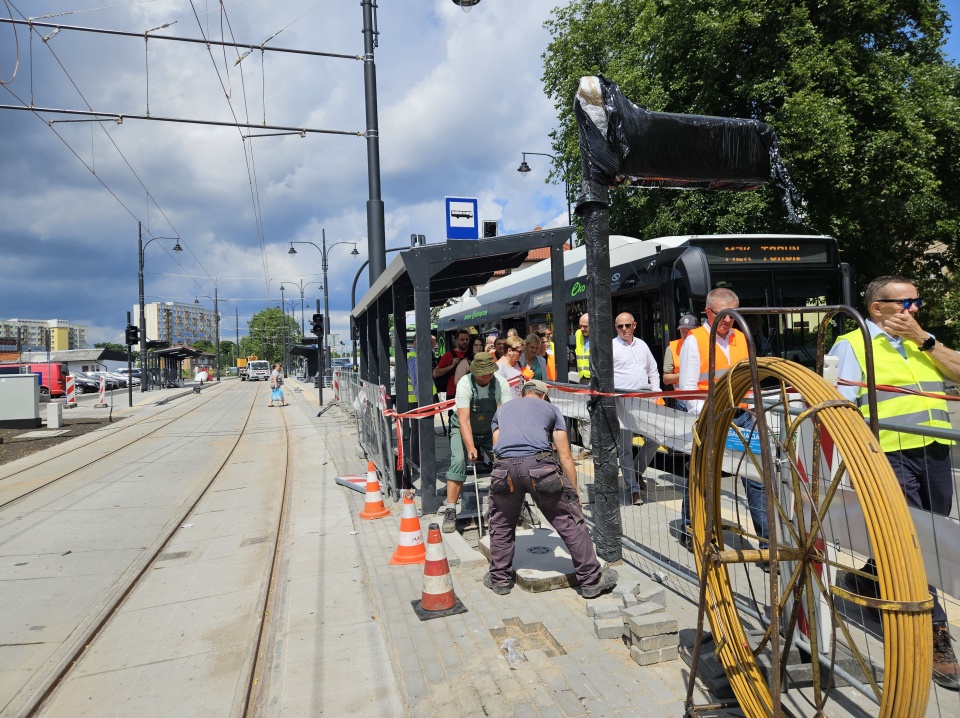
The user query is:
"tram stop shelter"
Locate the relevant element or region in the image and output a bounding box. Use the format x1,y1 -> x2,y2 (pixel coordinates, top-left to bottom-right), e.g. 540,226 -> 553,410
351,228 -> 575,514
149,345 -> 203,389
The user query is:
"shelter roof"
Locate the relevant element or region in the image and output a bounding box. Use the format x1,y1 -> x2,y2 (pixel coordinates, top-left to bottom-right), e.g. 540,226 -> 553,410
352,228 -> 575,318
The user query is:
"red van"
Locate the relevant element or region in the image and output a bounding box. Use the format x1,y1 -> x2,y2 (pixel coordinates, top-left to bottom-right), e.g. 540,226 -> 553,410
0,363 -> 69,397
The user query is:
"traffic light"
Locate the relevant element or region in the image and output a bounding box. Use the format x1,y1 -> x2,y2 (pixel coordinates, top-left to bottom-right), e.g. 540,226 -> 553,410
482,220 -> 498,238
311,313 -> 324,337
125,324 -> 140,346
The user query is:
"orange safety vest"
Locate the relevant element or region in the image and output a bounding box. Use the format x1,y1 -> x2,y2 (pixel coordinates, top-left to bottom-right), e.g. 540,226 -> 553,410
668,338 -> 682,385
691,325 -> 748,390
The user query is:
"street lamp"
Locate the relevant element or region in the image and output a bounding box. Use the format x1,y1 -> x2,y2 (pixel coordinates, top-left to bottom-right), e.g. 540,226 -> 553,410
275,277 -> 324,338
138,221 -> 182,392
517,151 -> 572,226
288,228 -> 359,375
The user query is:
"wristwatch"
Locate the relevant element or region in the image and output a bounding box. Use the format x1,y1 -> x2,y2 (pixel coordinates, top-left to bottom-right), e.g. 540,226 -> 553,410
918,335 -> 936,352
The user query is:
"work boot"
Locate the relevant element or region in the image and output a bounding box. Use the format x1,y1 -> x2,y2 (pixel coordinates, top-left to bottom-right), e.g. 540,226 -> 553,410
483,572 -> 513,595
631,492 -> 643,506
441,506 -> 458,534
581,568 -> 619,599
933,623 -> 960,691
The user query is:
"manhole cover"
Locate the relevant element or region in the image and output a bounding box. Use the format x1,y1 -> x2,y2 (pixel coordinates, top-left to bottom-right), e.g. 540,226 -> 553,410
527,546 -> 550,554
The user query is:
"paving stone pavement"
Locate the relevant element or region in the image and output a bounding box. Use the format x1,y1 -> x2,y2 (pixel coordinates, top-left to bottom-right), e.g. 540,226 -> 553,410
306,387 -> 720,718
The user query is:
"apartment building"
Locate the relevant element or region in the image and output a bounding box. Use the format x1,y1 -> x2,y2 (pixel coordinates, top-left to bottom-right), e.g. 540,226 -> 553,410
0,318 -> 88,351
136,301 -> 217,345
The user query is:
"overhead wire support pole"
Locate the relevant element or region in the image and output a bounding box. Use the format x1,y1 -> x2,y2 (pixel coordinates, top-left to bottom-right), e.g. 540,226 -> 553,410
0,104 -> 362,136
0,18 -> 363,61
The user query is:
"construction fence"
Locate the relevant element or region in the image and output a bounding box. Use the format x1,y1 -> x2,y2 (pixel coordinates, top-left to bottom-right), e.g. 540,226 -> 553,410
335,366 -> 960,714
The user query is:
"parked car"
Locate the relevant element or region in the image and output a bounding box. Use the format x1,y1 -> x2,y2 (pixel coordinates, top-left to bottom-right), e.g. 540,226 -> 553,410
87,371 -> 122,390
69,371 -> 100,395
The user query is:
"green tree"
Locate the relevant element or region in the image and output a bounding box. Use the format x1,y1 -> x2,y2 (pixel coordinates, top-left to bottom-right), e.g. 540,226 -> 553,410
242,307 -> 301,365
95,341 -> 129,354
542,0 -> 960,310
191,339 -> 214,353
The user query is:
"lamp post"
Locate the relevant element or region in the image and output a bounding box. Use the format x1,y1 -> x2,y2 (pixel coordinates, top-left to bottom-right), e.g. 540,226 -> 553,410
517,152 -> 572,226
288,229 -> 359,375
279,285 -> 289,378
275,278 -> 323,338
138,221 -> 182,392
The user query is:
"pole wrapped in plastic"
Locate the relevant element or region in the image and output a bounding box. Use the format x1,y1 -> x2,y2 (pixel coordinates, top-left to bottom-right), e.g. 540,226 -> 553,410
574,75 -> 803,222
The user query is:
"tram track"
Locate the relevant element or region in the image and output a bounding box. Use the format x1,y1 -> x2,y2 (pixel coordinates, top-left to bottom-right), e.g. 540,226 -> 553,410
0,382 -> 235,511
13,380 -> 294,718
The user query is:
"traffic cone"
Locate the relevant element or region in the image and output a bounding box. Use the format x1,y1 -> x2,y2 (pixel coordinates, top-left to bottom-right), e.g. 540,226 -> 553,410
411,523 -> 468,620
358,461 -> 390,520
390,494 -> 426,565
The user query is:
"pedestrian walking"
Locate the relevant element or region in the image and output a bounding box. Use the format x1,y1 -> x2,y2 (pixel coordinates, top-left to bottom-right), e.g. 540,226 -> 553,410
828,275 -> 960,690
269,362 -> 286,407
482,379 -> 617,597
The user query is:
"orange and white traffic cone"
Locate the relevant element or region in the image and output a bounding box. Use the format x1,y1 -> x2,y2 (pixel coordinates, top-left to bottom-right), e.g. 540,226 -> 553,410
390,493 -> 426,565
358,461 -> 390,520
411,523 -> 467,620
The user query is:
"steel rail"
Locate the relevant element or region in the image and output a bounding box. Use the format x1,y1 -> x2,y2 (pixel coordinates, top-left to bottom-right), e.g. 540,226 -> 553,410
0,383 -> 232,508
23,382 -> 266,716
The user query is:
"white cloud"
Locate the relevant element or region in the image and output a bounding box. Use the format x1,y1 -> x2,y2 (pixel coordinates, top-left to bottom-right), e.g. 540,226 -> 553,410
0,0 -> 567,348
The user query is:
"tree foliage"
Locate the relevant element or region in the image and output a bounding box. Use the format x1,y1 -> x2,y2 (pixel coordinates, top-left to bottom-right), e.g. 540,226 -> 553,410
239,307 -> 301,364
542,0 -> 960,330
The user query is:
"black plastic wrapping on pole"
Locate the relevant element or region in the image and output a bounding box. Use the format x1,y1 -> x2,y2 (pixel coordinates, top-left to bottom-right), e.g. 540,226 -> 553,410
574,75 -> 803,223
578,178 -> 623,563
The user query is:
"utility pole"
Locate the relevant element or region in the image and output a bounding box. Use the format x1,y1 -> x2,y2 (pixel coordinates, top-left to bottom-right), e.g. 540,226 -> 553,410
214,286 -> 220,381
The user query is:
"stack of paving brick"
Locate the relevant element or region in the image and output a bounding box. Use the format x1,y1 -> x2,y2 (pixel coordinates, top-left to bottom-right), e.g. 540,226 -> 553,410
588,578 -> 679,666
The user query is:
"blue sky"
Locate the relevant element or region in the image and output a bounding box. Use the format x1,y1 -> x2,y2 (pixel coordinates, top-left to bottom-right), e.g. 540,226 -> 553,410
0,1 -> 957,347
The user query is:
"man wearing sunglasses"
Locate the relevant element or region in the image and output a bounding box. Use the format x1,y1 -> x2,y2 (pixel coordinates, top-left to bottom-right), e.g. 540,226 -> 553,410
829,275 -> 960,690
612,312 -> 661,506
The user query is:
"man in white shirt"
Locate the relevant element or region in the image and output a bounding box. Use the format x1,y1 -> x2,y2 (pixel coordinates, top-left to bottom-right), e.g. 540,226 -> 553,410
612,312 -> 661,506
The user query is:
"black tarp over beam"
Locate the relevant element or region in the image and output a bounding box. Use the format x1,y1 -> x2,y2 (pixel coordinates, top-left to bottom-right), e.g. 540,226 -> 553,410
574,75 -> 804,563
351,228 -> 574,514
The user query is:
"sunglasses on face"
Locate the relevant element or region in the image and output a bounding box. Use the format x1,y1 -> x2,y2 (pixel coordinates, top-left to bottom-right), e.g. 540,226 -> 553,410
877,297 -> 923,309
616,323 -> 634,329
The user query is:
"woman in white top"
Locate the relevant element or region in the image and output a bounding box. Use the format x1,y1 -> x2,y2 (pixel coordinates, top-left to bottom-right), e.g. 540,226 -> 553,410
496,335 -> 524,398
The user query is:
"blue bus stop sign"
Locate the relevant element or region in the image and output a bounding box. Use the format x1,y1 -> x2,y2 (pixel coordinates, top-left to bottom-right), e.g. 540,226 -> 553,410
445,197 -> 479,240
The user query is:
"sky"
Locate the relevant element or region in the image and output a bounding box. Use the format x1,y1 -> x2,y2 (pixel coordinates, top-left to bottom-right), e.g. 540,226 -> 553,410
0,0 -> 958,349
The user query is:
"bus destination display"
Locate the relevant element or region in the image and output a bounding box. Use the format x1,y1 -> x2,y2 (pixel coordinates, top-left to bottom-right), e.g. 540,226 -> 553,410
698,239 -> 830,265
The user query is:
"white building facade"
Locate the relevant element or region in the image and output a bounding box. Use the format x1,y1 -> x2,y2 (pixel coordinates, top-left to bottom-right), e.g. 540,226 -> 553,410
0,318 -> 88,351
136,302 -> 217,346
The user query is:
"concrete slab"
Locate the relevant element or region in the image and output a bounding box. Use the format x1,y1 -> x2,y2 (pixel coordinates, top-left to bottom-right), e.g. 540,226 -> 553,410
335,473 -> 368,493
13,429 -> 69,440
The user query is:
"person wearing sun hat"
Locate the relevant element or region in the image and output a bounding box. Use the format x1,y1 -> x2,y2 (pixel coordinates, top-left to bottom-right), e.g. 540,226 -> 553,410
441,352 -> 513,533
480,378 -> 617,598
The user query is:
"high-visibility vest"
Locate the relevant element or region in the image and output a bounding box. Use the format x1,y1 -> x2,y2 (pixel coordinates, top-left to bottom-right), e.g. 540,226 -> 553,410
691,325 -> 748,390
575,330 -> 590,380
545,351 -> 556,381
406,349 -> 417,405
840,330 -> 953,451
668,338 -> 682,385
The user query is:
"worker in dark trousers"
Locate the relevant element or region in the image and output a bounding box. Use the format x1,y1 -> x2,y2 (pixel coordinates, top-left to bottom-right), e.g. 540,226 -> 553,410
482,379 -> 618,598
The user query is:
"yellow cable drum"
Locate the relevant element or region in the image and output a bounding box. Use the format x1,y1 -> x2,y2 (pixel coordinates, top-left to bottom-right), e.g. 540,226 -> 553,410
690,357 -> 931,717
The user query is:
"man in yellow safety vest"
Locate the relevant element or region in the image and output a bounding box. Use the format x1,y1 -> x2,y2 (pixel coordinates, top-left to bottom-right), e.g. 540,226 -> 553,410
574,313 -> 591,451
829,275 -> 960,691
